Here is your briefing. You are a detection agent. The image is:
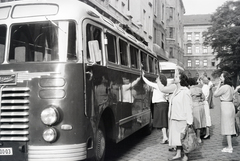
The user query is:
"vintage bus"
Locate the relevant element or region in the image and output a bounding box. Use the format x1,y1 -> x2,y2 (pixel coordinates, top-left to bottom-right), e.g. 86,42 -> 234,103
159,62 -> 184,85
0,0 -> 159,160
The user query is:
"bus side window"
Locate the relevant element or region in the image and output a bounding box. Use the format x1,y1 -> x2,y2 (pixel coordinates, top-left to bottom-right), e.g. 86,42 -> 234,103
119,39 -> 128,66
86,24 -> 102,64
67,22 -> 77,61
106,32 -> 117,63
130,45 -> 139,69
149,56 -> 154,73
140,51 -> 148,71
0,25 -> 6,63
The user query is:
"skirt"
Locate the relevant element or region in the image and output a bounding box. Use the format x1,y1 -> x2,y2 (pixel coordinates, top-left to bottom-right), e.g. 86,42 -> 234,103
169,119 -> 187,146
192,101 -> 206,129
221,102 -> 236,135
203,101 -> 212,127
153,102 -> 169,128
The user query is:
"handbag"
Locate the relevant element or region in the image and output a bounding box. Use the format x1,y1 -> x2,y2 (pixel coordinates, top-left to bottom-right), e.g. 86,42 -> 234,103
181,125 -> 199,153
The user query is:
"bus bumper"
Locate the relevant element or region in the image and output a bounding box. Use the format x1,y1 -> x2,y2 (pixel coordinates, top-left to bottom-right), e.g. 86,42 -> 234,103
28,143 -> 87,161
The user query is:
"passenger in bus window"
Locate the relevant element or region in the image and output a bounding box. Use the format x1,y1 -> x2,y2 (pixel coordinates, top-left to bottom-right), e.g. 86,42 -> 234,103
118,75 -> 141,139
142,72 -> 169,144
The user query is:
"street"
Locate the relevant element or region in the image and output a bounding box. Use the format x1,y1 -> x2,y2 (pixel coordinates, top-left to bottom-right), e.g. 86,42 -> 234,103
105,90 -> 240,161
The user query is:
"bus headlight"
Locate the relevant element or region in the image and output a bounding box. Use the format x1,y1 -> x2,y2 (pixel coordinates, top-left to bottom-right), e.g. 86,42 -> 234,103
43,128 -> 57,142
41,106 -> 59,125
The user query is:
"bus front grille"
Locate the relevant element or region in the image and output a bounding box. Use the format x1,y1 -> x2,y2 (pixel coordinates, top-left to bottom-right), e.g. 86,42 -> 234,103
0,87 -> 30,141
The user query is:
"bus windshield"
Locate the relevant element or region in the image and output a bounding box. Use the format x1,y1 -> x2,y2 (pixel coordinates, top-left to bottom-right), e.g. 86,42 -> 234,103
9,20 -> 77,63
0,25 -> 6,64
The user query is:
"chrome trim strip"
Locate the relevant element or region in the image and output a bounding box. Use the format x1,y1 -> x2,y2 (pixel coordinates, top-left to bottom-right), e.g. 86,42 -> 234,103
1,100 -> 29,104
1,111 -> 29,116
1,124 -> 28,129
2,87 -> 30,91
2,93 -> 30,97
28,144 -> 87,161
1,118 -> 29,122
0,130 -> 29,135
119,109 -> 150,125
0,136 -> 29,141
1,105 -> 29,110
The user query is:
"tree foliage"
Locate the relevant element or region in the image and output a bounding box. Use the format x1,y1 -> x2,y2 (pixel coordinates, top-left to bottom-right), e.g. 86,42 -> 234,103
203,0 -> 240,78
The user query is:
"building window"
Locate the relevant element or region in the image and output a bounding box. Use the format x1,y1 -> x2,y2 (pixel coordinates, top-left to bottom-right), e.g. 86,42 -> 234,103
195,59 -> 200,66
162,4 -> 165,20
187,33 -> 192,41
203,59 -> 207,67
161,33 -> 164,49
153,0 -> 157,16
169,47 -> 173,58
187,60 -> 191,67
153,27 -> 156,43
169,27 -> 174,38
195,33 -> 200,41
187,46 -> 192,53
211,59 -> 215,66
195,46 -> 200,53
203,46 -> 208,53
169,7 -> 174,20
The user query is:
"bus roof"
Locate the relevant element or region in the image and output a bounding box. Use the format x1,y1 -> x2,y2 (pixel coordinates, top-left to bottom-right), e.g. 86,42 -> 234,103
159,62 -> 184,71
0,0 -> 156,58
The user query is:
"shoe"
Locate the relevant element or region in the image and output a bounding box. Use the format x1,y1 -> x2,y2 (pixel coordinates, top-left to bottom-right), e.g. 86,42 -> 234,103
168,156 -> 181,161
161,139 -> 169,144
169,147 -> 177,152
202,135 -> 210,139
197,138 -> 202,143
181,155 -> 188,161
221,147 -> 233,153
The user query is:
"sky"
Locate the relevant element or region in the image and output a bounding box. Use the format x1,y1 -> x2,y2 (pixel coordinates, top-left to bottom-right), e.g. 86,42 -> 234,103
182,0 -> 230,15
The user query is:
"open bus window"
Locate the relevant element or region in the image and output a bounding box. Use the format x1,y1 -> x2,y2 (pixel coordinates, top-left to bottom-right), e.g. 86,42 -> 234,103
106,32 -> 117,63
119,39 -> 128,66
149,56 -> 154,73
86,24 -> 102,64
130,45 -> 139,69
0,25 -> 6,63
9,21 -> 77,63
140,51 -> 148,71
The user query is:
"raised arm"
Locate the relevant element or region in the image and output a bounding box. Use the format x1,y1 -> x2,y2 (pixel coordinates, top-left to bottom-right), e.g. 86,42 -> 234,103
156,77 -> 176,94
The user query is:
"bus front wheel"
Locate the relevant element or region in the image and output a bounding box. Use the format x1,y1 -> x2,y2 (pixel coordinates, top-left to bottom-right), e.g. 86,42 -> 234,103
95,121 -> 106,161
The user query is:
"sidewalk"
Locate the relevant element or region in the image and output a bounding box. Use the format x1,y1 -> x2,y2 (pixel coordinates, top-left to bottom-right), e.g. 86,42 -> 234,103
128,96 -> 240,161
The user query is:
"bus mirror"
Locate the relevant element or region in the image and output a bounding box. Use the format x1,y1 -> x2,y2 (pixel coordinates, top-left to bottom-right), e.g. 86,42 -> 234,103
88,40 -> 102,63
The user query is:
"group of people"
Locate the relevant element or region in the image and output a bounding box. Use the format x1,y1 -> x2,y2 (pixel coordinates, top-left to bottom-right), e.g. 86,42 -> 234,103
142,67 -> 238,161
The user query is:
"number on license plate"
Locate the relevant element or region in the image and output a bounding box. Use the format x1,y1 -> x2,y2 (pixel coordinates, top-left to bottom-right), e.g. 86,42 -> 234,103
0,148 -> 13,155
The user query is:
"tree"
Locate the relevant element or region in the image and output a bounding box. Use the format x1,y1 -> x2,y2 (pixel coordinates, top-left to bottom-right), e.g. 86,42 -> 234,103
203,0 -> 240,85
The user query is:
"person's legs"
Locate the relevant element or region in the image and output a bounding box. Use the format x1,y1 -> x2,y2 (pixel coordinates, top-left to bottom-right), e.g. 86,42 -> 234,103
162,127 -> 168,142
171,146 -> 182,159
226,135 -> 233,149
203,127 -> 210,139
196,129 -> 201,143
221,135 -> 233,153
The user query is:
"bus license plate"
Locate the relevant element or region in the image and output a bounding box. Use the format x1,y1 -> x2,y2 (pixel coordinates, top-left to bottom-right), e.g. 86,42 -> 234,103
0,148 -> 13,155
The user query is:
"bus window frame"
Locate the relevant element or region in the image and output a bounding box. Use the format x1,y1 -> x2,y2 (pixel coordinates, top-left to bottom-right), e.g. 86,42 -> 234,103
129,44 -> 140,70
105,30 -> 118,65
140,50 -> 148,72
118,37 -> 129,67
82,19 -> 105,66
8,20 -> 77,63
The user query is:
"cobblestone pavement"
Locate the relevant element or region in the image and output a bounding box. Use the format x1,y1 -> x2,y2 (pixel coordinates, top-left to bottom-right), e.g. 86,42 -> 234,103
106,91 -> 240,161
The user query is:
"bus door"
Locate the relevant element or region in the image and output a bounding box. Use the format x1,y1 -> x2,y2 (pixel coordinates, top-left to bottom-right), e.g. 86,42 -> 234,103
83,20 -> 104,121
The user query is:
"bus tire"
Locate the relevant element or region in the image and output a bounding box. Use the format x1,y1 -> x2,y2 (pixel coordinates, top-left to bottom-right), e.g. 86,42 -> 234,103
95,121 -> 106,161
